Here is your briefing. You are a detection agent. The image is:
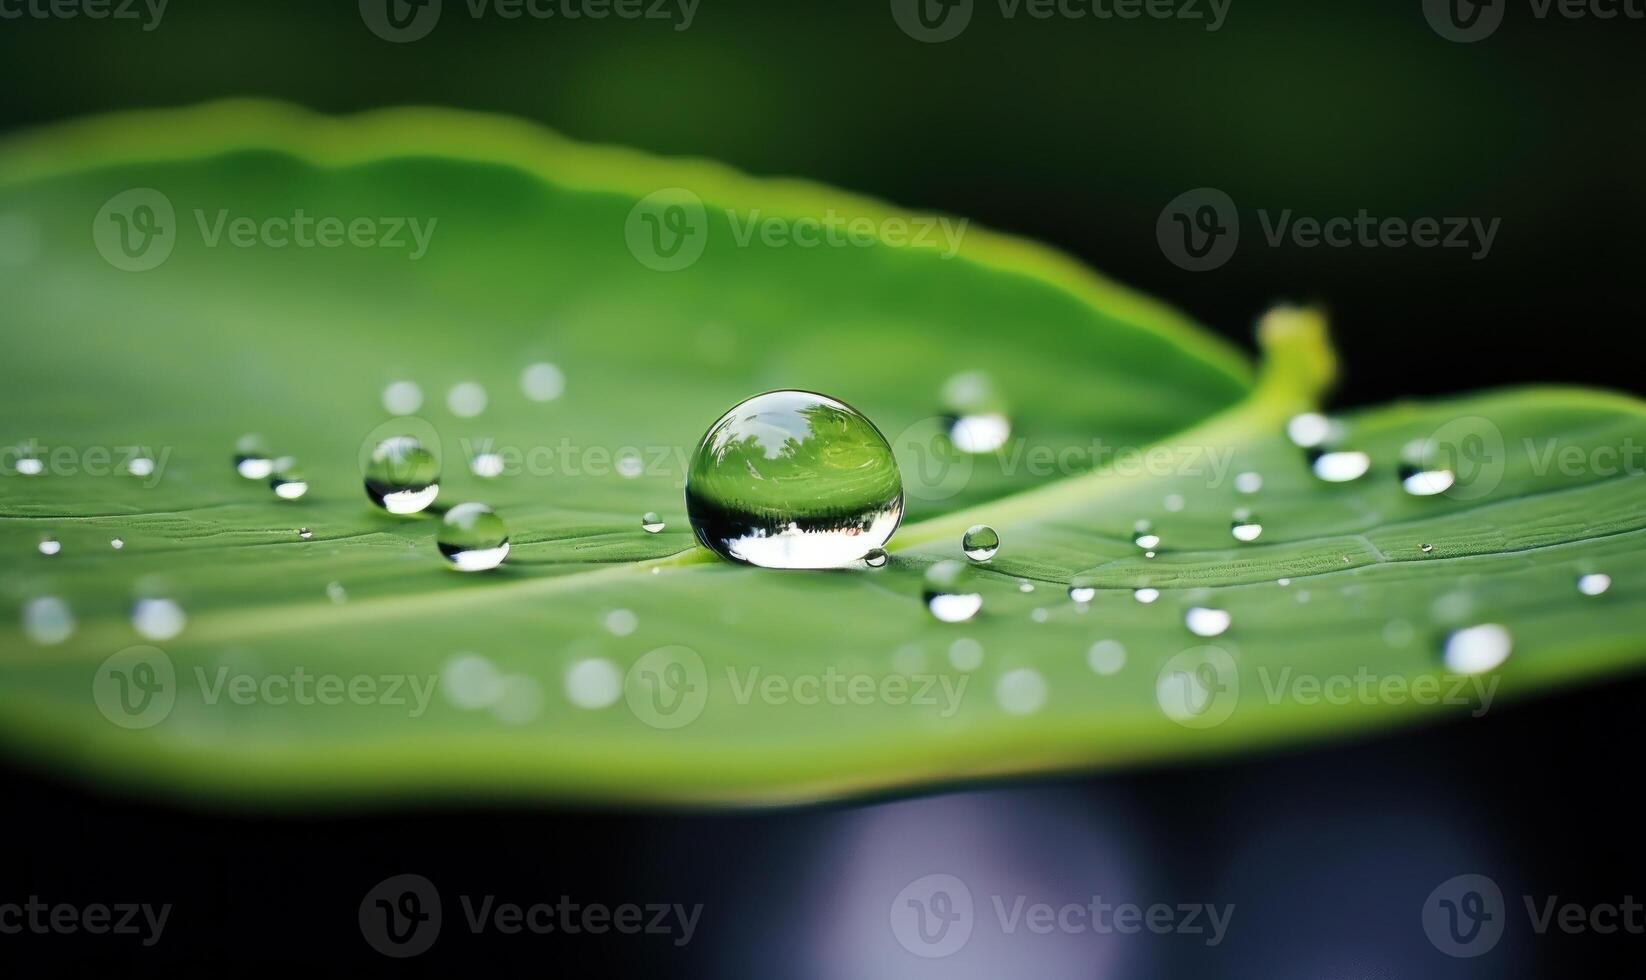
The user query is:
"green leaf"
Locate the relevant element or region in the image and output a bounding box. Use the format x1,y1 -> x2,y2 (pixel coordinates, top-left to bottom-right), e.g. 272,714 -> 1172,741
1,102 -> 1642,806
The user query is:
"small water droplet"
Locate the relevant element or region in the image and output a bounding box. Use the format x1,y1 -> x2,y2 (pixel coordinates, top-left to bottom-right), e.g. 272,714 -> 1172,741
1310,450 -> 1371,483
470,452 -> 505,478
437,502 -> 510,571
942,371 -> 1011,454
365,436 -> 440,514
864,547 -> 888,568
925,560 -> 982,623
1420,543 -> 1434,554
1276,577 -> 1291,586
1018,579 -> 1035,593
269,457 -> 309,500
22,596 -> 74,645
1185,606 -> 1231,637
132,597 -> 186,641
1087,639 -> 1126,676
686,390 -> 902,568
16,455 -> 44,476
1234,471 -> 1263,494
110,538 -> 124,550
947,636 -> 983,671
37,538 -> 60,556
603,608 -> 638,636
1578,573 -> 1612,597
297,527 -> 313,540
641,512 -> 666,533
1230,512 -> 1263,542
1067,575 -> 1096,604
446,381 -> 488,418
995,668 -> 1047,715
1132,521 -> 1161,550
234,434 -> 274,480
1400,464 -> 1456,497
1286,412 -> 1333,448
521,362 -> 565,402
1163,493 -> 1186,513
1144,550 -> 1157,560
1134,587 -> 1160,604
127,456 -> 156,478
948,413 -> 1011,454
962,524 -> 999,562
382,380 -> 423,415
1442,623 -> 1512,675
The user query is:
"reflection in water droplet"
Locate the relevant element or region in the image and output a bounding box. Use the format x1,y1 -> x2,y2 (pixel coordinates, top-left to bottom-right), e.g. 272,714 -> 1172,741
382,380 -> 423,415
1578,573 -> 1612,596
447,382 -> 488,418
1311,450 -> 1371,483
864,547 -> 888,568
1234,471 -> 1263,494
1134,587 -> 1160,604
128,457 -> 156,478
1442,623 -> 1512,675
1230,511 -> 1263,542
521,362 -> 565,402
925,561 -> 982,623
365,436 -> 440,514
641,512 -> 666,533
1401,465 -> 1456,497
470,452 -> 505,478
23,596 -> 74,645
132,597 -> 186,641
995,668 -> 1047,715
269,457 -> 308,500
437,502 -> 510,572
603,608 -> 638,636
1087,639 -> 1125,676
1287,413 -> 1333,448
686,390 -> 902,568
947,637 -> 983,671
565,658 -> 622,709
962,524 -> 999,562
442,653 -> 505,710
1185,606 -> 1232,637
37,538 -> 60,556
234,434 -> 274,480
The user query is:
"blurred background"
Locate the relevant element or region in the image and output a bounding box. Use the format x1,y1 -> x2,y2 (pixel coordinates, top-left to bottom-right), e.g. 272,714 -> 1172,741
3,0 -> 1643,973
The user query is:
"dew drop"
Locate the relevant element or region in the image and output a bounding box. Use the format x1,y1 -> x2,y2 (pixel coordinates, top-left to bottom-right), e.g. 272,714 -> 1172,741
1132,521 -> 1161,550
110,538 -> 124,550
864,547 -> 888,568
269,457 -> 309,500
297,527 -> 313,540
942,371 -> 1011,454
382,380 -> 423,415
234,434 -> 274,480
437,502 -> 510,572
1287,412 -> 1333,448
22,596 -> 74,645
132,597 -> 186,641
1067,576 -> 1096,604
641,511 -> 666,533
1577,573 -> 1612,597
1420,543 -> 1434,554
470,452 -> 505,478
1310,450 -> 1371,483
962,524 -> 999,562
447,382 -> 488,418
1018,579 -> 1035,593
1185,606 -> 1232,637
924,560 -> 982,623
1230,511 -> 1263,542
127,456 -> 156,478
948,413 -> 1011,454
1087,639 -> 1126,676
1276,577 -> 1291,586
1134,587 -> 1161,604
364,436 -> 440,514
16,455 -> 44,476
1234,471 -> 1263,494
995,668 -> 1047,715
686,390 -> 902,568
1401,464 -> 1456,497
520,362 -> 565,402
37,538 -> 60,556
1442,623 -> 1512,675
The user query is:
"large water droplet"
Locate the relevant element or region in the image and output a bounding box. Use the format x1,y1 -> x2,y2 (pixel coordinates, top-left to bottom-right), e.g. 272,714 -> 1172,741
365,436 -> 440,514
1442,623 -> 1512,675
269,457 -> 309,500
437,502 -> 510,572
234,434 -> 274,480
1577,573 -> 1612,597
924,560 -> 981,623
962,524 -> 999,562
1185,606 -> 1232,637
641,512 -> 666,533
1310,450 -> 1371,483
686,390 -> 902,569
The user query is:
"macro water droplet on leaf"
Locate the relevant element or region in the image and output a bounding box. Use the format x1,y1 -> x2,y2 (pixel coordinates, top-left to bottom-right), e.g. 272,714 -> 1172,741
641,512 -> 666,533
269,457 -> 308,500
437,502 -> 510,572
924,560 -> 981,623
364,436 -> 440,515
962,524 -> 999,562
234,433 -> 274,480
